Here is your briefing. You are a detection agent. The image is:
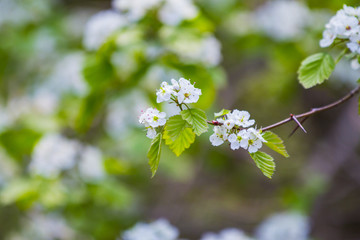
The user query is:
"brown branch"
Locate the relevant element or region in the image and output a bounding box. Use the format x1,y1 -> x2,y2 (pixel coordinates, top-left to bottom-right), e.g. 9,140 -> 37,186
208,86 -> 360,133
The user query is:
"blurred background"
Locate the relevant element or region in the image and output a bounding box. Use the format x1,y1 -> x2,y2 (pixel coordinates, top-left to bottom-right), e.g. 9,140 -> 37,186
0,0 -> 359,239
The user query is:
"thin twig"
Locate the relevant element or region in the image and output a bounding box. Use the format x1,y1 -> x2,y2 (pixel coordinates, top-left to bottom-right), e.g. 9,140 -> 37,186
207,85 -> 360,133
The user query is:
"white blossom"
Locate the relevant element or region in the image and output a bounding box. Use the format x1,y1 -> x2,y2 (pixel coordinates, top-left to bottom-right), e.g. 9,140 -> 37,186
255,1 -> 310,41
320,5 -> 360,53
201,228 -> 254,240
122,219 -> 179,240
139,108 -> 167,128
112,0 -> 162,21
29,134 -> 79,178
228,110 -> 255,128
78,146 -> 105,181
241,128 -> 266,153
347,34 -> 360,53
83,10 -> 127,50
156,82 -> 174,103
209,126 -> 228,146
228,130 -> 248,151
173,78 -> 202,104
256,212 -> 310,240
146,128 -> 157,139
159,0 -> 199,26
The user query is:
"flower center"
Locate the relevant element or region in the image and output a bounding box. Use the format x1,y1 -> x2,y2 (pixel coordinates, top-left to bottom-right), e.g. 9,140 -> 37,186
184,93 -> 190,98
248,139 -> 254,145
153,116 -> 159,121
346,25 -> 351,30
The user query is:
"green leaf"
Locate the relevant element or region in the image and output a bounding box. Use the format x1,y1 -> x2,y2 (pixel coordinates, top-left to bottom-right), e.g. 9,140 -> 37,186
214,109 -> 231,118
262,131 -> 289,158
298,53 -> 335,89
147,133 -> 163,177
249,151 -> 275,179
163,115 -> 196,156
180,108 -> 208,136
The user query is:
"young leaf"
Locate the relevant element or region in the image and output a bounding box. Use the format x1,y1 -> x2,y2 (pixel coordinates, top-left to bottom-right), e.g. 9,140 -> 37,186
163,115 -> 196,156
214,109 -> 231,118
147,133 -> 163,177
163,128 -> 195,156
298,53 -> 335,89
262,131 -> 289,158
249,151 -> 275,179
180,108 -> 208,136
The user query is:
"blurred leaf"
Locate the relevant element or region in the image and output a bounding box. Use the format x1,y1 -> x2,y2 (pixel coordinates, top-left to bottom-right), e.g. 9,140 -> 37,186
163,115 -> 195,156
262,131 -> 289,158
90,179 -> 133,210
147,133 -> 163,177
0,179 -> 39,209
249,151 -> 275,179
104,158 -> 131,175
83,54 -> 115,90
214,109 -> 231,118
181,108 -> 208,136
75,91 -> 105,133
298,53 -> 335,89
0,127 -> 41,161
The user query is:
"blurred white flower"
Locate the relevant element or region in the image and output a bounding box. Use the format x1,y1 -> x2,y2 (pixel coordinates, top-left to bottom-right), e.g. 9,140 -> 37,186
10,212 -> 75,240
255,1 -> 310,41
106,90 -> 149,139
201,228 -> 254,240
0,0 -> 52,27
331,60 -> 359,87
31,87 -> 59,115
78,146 -> 105,181
256,212 -> 310,240
112,0 -> 162,21
47,53 -> 88,97
29,134 -> 80,178
83,10 -> 128,50
169,35 -> 222,66
122,219 -> 179,240
159,0 -> 199,26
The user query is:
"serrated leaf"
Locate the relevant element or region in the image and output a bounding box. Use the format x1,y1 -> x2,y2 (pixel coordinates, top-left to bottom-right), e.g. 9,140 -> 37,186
249,151 -> 275,179
214,109 -> 231,118
147,133 -> 163,177
163,115 -> 190,140
163,128 -> 195,156
163,115 -> 195,156
262,131 -> 289,158
180,108 -> 208,136
298,53 -> 335,89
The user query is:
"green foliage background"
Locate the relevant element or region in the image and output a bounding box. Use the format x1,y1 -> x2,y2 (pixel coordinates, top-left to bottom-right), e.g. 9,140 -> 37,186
0,0 -> 359,239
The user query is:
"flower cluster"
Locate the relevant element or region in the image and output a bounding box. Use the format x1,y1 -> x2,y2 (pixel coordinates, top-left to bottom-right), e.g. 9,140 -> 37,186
140,78 -> 201,139
112,0 -> 198,25
121,219 -> 179,240
320,5 -> 360,54
209,110 -> 266,153
139,108 -> 167,139
156,78 -> 202,104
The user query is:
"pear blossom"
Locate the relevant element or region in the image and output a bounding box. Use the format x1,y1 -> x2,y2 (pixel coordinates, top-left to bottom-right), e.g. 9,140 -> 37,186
139,108 -> 167,128
209,126 -> 228,146
241,128 -> 266,153
228,130 -> 248,150
347,34 -> 360,53
228,110 -> 255,128
156,82 -> 174,103
175,78 -> 202,104
320,5 -> 360,53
